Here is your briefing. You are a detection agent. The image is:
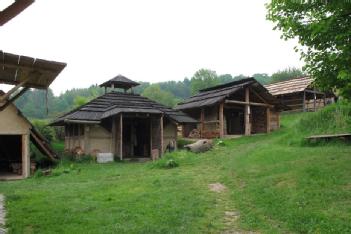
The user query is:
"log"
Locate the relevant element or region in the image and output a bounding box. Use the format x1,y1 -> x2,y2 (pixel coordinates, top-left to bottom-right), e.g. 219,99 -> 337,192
184,139 -> 213,153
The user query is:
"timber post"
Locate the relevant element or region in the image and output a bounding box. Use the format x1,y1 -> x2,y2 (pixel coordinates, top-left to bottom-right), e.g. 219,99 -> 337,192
200,108 -> 205,138
266,108 -> 271,133
302,91 -> 306,112
313,89 -> 317,111
244,87 -> 251,136
22,134 -> 30,178
119,114 -> 123,160
219,102 -> 224,138
160,115 -> 164,156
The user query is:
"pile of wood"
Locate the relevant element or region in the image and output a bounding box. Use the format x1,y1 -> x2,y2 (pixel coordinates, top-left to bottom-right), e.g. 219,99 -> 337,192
188,129 -> 201,138
202,131 -> 220,139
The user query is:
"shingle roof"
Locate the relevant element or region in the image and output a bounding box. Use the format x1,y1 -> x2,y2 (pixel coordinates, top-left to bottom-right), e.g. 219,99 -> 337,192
175,78 -> 285,110
51,92 -> 197,125
99,75 -> 140,89
264,77 -> 313,96
0,51 -> 66,89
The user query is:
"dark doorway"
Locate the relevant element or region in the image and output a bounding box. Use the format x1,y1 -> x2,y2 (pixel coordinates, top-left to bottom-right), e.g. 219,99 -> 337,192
225,108 -> 244,135
123,118 -> 151,158
0,135 -> 22,176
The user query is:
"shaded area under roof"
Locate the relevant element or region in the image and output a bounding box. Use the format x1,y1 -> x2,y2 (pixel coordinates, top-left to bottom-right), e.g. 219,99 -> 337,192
175,78 -> 286,110
0,0 -> 34,26
51,91 -> 197,126
0,51 -> 67,89
264,77 -> 313,96
99,75 -> 140,89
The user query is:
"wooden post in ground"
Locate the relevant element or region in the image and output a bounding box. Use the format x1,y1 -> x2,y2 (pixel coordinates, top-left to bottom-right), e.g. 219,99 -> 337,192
302,91 -> 306,112
313,90 -> 317,111
266,108 -> 271,133
219,102 -> 224,138
22,134 -> 30,178
160,115 -> 164,156
244,87 -> 251,136
119,114 -> 123,160
150,118 -> 153,158
200,108 -> 205,138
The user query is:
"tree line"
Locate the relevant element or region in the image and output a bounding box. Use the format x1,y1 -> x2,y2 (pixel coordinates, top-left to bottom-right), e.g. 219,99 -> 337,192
15,67 -> 304,120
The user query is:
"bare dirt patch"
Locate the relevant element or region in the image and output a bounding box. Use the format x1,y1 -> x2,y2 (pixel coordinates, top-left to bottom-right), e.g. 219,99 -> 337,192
0,194 -> 6,234
209,183 -> 227,193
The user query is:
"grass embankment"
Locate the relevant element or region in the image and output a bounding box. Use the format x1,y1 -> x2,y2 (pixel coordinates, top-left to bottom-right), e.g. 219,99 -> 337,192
0,102 -> 350,233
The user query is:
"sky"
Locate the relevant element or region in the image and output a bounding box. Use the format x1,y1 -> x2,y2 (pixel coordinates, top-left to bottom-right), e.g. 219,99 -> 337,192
1,0 -> 303,95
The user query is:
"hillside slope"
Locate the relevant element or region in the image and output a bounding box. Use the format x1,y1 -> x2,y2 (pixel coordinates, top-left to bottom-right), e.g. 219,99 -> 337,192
0,103 -> 350,233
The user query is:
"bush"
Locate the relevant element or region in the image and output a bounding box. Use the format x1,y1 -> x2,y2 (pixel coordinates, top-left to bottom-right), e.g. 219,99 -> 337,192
31,119 -> 56,143
165,159 -> 179,168
150,154 -> 179,169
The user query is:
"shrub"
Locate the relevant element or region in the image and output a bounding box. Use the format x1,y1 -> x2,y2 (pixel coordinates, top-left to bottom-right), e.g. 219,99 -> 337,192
165,159 -> 179,168
177,138 -> 195,149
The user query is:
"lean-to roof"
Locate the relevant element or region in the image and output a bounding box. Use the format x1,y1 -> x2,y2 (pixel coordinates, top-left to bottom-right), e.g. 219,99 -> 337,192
264,77 -> 313,96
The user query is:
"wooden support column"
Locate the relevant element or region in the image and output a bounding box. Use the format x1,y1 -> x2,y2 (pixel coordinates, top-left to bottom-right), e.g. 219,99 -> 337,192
313,90 -> 317,111
84,125 -> 90,155
302,91 -> 306,112
266,108 -> 271,133
160,115 -> 164,156
244,87 -> 251,136
150,118 -> 153,157
22,134 -> 30,178
219,102 -> 224,138
323,93 -> 326,106
200,108 -> 205,138
119,114 -> 123,160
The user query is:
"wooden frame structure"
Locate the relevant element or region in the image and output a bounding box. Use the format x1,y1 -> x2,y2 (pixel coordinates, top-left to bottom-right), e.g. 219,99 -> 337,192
0,0 -> 34,26
52,76 -> 197,160
264,77 -> 335,112
176,78 -> 285,138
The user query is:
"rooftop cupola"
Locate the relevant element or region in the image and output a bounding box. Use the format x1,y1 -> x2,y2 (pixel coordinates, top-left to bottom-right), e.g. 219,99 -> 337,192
99,75 -> 140,93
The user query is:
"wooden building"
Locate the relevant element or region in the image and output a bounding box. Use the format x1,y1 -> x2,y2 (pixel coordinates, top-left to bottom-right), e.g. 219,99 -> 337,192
175,78 -> 286,138
264,77 -> 335,112
51,75 -> 197,160
0,51 -> 66,179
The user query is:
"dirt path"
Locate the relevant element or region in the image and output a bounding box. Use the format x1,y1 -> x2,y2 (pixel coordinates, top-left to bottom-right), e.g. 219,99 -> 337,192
0,194 -> 6,234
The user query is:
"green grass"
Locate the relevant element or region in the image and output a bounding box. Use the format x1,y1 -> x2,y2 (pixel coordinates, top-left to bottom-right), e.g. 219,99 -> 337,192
0,103 -> 350,233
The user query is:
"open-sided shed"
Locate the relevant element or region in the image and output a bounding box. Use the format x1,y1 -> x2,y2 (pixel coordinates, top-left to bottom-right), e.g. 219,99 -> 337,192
264,77 -> 335,112
0,51 -> 66,179
175,78 -> 286,138
51,75 -> 197,160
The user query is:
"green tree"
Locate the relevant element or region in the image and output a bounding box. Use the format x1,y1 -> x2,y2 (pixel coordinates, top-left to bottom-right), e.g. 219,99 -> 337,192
142,84 -> 180,107
266,1 -> 351,98
73,96 -> 89,107
252,73 -> 272,85
190,69 -> 219,94
271,67 -> 304,83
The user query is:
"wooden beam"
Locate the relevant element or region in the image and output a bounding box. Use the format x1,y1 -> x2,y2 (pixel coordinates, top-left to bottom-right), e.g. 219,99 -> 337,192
266,108 -> 271,133
249,87 -> 268,104
119,114 -> 123,160
0,76 -> 31,102
160,115 -> 164,156
313,89 -> 317,111
0,87 -> 29,111
225,100 -> 273,108
0,0 -> 34,26
150,118 -> 153,157
219,102 -> 224,138
200,108 -> 205,138
244,87 -> 251,136
302,91 -> 306,112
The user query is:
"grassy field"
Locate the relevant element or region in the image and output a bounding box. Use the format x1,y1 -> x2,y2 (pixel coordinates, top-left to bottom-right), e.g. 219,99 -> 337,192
0,103 -> 350,233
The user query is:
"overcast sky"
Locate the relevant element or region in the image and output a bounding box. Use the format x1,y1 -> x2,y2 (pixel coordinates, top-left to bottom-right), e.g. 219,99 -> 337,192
1,0 -> 303,95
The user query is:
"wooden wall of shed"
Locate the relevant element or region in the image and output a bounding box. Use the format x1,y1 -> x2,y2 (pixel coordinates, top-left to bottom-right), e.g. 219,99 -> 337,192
0,104 -> 31,178
163,120 -> 177,153
151,117 -> 161,156
0,104 -> 31,135
270,111 -> 280,131
251,106 -> 267,134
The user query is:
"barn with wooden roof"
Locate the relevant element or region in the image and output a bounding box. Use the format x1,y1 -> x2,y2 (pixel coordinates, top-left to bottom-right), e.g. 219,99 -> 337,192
0,51 -> 66,180
264,77 -> 335,112
175,78 -> 286,138
51,75 -> 197,160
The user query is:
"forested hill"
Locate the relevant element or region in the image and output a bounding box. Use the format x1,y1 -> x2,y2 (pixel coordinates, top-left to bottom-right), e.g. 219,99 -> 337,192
15,68 -> 303,120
